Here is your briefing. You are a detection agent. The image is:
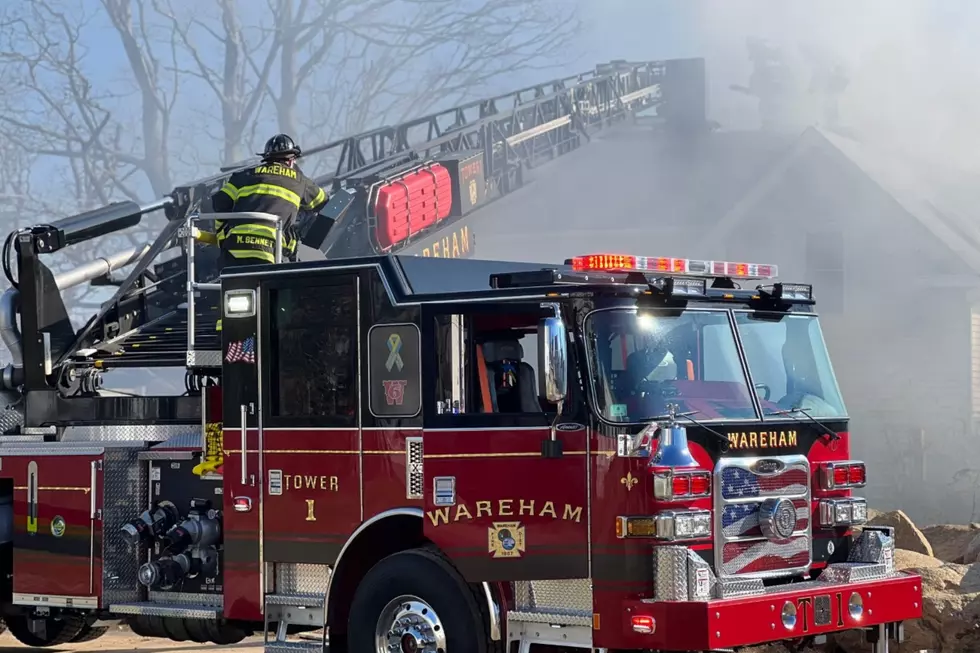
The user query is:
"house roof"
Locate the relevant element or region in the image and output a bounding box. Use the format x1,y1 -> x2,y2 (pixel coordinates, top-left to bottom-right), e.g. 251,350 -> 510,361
702,125 -> 980,275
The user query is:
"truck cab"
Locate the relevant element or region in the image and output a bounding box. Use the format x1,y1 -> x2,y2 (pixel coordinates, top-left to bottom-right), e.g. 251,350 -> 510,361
205,251 -> 919,653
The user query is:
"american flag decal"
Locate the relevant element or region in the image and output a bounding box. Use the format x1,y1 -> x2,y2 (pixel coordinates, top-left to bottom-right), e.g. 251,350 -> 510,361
716,456 -> 812,578
225,336 -> 256,364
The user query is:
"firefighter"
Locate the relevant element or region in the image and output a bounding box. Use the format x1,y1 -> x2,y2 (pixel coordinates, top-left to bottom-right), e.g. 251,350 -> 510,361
210,133 -> 329,268
210,134 -> 329,332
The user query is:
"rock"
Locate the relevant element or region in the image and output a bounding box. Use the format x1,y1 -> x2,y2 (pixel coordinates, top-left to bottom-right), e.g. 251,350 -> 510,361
963,531 -> 980,564
867,510 -> 934,557
894,548 -> 944,571
922,523 -> 980,563
831,560 -> 980,652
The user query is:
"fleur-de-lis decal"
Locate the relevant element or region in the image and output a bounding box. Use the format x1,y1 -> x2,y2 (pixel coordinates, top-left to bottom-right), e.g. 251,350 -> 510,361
621,472 -> 638,491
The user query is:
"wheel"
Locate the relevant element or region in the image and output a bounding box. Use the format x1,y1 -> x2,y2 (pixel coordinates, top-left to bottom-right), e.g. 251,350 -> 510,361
347,546 -> 498,653
5,613 -> 85,647
71,624 -> 110,643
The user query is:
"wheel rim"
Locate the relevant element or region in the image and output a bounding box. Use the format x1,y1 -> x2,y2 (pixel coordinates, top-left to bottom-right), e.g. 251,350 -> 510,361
375,595 -> 447,653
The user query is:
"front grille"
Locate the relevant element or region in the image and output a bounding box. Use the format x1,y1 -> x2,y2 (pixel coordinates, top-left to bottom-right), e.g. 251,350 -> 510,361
714,455 -> 812,579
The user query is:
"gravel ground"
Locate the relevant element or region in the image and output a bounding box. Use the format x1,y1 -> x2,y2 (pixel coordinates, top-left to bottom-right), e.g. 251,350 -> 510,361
0,627 -> 265,652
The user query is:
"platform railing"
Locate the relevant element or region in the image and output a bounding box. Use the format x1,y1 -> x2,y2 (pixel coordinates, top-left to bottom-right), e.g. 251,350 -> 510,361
182,211 -> 283,367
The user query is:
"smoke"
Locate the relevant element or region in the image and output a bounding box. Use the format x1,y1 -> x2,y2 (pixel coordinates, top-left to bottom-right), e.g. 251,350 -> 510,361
581,0 -> 980,172
554,0 -> 980,524
703,0 -> 980,172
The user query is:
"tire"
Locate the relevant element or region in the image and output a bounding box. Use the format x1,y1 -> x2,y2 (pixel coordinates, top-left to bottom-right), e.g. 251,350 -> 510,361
347,546 -> 498,653
5,613 -> 85,647
183,619 -> 212,643
71,624 -> 110,643
162,616 -> 191,642
205,620 -> 251,645
130,615 -> 167,638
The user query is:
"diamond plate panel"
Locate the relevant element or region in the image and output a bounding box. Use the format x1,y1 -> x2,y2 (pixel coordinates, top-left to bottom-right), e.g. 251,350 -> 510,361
0,404 -> 24,434
653,546 -> 689,601
513,579 -> 592,615
275,563 -> 332,596
147,430 -> 209,450
405,437 -> 423,500
849,527 -> 895,573
819,562 -> 889,584
186,350 -> 222,368
110,602 -> 221,618
62,424 -> 197,443
101,446 -> 147,606
506,610 -> 592,627
814,594 -> 832,626
717,577 -> 765,598
687,550 -> 716,601
148,590 -> 223,607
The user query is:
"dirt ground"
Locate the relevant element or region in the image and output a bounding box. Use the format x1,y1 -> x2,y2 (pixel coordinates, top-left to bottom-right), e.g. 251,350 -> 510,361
0,627 -> 266,652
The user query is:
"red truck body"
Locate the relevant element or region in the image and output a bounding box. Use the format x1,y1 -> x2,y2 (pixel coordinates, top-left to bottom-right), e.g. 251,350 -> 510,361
0,252 -> 920,653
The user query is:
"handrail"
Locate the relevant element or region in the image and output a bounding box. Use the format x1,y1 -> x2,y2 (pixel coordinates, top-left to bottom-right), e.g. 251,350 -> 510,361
184,211 -> 283,356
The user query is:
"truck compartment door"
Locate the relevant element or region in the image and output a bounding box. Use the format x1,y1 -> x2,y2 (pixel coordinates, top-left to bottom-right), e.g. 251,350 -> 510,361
220,281 -> 263,621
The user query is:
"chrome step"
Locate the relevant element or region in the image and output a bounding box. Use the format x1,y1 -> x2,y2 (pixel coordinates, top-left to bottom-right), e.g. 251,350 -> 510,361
109,602 -> 221,619
264,593 -> 328,653
265,642 -> 326,653
266,594 -> 325,609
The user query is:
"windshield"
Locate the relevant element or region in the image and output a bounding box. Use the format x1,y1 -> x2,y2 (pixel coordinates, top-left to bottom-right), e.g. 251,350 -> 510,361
734,312 -> 846,419
585,309 -> 757,423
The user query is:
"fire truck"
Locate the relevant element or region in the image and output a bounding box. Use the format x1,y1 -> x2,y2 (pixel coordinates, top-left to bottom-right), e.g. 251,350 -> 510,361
0,58 -> 920,653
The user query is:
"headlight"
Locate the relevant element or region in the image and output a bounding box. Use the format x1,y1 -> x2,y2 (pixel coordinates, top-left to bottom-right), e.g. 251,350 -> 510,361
654,509 -> 712,540
819,498 -> 868,527
224,289 -> 256,317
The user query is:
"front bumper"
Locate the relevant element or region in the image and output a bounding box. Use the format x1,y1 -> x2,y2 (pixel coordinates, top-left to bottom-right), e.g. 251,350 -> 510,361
622,570 -> 922,650
621,526 -> 921,651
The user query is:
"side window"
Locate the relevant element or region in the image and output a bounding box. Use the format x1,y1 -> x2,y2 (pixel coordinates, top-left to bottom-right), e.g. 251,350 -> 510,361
432,312 -> 548,416
269,282 -> 356,425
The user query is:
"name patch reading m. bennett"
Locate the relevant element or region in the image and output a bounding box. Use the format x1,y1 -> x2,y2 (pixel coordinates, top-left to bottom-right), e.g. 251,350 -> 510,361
727,430 -> 798,450
426,499 -> 583,527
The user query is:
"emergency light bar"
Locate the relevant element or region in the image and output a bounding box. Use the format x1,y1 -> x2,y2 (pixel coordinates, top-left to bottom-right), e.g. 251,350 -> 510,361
567,254 -> 778,280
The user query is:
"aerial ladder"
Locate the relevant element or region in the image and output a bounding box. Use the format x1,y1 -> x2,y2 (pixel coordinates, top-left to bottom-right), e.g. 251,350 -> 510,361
0,57 -> 707,438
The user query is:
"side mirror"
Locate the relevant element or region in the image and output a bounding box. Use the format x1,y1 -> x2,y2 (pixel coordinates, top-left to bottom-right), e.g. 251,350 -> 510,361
537,317 -> 568,403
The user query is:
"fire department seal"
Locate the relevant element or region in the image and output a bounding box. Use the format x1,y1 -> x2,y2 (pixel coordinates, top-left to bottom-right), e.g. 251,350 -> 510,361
50,515 -> 66,538
488,521 -> 525,559
468,179 -> 478,206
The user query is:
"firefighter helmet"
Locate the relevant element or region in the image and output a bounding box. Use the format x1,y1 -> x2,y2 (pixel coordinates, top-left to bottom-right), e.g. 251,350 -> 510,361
258,134 -> 301,160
